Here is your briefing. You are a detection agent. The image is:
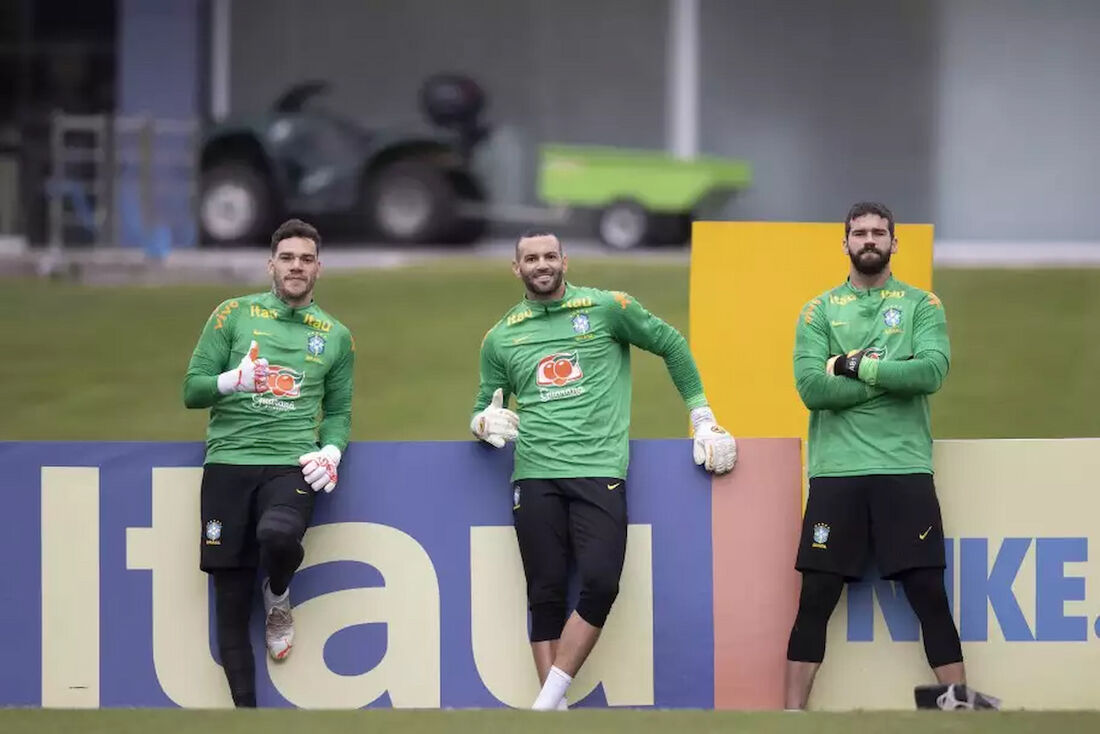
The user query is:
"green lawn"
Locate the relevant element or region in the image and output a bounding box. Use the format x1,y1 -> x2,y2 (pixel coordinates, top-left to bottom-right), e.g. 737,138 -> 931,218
0,709 -> 1097,734
1,261 -> 1097,441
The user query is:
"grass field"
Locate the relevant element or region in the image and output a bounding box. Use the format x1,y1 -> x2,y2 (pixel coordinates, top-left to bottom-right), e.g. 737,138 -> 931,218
2,264 -> 1098,727
2,709 -> 1099,734
2,260 -> 1099,441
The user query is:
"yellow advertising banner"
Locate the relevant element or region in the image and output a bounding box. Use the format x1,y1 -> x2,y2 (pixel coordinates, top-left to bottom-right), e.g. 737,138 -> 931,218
689,221 -> 934,441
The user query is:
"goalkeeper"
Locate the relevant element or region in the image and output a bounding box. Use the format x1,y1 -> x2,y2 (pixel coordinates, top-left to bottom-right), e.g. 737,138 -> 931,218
784,202 -> 998,711
182,219 -> 355,707
469,231 -> 736,711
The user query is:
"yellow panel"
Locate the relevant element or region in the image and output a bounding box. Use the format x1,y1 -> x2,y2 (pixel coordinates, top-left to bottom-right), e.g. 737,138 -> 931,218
689,221 -> 933,441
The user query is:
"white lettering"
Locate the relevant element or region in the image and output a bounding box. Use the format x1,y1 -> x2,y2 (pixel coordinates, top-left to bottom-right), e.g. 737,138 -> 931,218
469,525 -> 654,706
51,465 -> 655,710
126,468 -> 234,708
251,396 -> 298,412
41,467 -> 100,708
538,386 -> 587,402
268,523 -> 441,708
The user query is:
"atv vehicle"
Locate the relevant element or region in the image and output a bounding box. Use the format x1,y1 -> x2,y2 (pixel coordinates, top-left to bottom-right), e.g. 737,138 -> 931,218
198,75 -> 488,245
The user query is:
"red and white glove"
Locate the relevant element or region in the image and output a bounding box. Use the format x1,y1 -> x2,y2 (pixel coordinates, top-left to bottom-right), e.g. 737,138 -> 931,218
470,388 -> 519,448
299,444 -> 341,493
217,340 -> 269,395
690,406 -> 737,474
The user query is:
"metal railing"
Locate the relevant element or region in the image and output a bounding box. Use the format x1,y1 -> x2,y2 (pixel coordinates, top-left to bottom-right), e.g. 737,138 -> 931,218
46,113 -> 199,253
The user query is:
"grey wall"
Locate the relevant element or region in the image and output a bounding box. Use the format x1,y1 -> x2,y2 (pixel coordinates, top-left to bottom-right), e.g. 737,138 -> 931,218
933,0 -> 1100,240
699,0 -> 936,224
230,0 -> 666,146
229,0 -> 1100,239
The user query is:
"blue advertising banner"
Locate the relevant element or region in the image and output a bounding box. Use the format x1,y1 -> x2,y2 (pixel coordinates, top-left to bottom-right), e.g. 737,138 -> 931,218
1,440 -> 714,709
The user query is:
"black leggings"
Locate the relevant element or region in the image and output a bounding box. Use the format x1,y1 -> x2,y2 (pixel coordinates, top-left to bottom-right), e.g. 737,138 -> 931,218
213,568 -> 257,707
787,568 -> 962,667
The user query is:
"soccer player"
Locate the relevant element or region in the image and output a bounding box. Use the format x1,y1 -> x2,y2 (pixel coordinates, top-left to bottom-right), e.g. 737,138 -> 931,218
469,231 -> 737,711
182,218 -> 355,707
784,202 -> 998,711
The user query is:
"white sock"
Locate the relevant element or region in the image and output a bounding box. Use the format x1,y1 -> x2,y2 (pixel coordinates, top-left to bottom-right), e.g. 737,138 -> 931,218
532,666 -> 572,710
556,697 -> 569,711
263,579 -> 289,608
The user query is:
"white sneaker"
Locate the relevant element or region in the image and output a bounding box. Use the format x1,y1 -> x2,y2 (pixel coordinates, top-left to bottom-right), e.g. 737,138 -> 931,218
262,578 -> 294,661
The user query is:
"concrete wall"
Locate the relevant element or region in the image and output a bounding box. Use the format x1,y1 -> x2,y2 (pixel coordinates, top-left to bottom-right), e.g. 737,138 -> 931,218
933,0 -> 1100,240
220,0 -> 1100,239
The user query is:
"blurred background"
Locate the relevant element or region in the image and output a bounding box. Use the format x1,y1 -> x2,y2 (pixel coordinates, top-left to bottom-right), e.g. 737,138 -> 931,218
1,0 -> 1098,441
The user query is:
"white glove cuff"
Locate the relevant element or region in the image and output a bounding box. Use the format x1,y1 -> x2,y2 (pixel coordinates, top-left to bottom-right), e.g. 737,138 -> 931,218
216,369 -> 239,395
320,444 -> 342,465
689,406 -> 716,433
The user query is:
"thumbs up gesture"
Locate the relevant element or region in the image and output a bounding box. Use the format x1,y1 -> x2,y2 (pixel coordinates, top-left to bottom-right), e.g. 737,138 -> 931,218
469,388 -> 520,448
217,340 -> 270,395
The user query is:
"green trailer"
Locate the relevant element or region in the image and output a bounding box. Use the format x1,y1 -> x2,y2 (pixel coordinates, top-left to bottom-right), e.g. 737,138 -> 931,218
537,144 -> 753,249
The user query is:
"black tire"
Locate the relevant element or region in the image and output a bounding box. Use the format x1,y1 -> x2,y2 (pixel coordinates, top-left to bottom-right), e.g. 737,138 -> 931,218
199,162 -> 274,246
445,170 -> 488,244
650,212 -> 692,245
596,200 -> 652,250
365,160 -> 458,244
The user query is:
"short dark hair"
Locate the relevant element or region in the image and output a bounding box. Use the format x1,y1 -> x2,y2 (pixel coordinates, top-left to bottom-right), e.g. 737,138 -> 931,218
515,229 -> 562,257
844,202 -> 894,237
271,218 -> 321,254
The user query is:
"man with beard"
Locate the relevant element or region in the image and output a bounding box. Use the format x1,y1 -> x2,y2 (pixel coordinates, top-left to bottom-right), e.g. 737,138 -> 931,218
183,218 -> 355,707
469,230 -> 737,710
783,202 -> 999,711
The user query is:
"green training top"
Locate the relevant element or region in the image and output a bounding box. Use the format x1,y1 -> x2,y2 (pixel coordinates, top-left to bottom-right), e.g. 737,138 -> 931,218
183,290 -> 355,465
793,275 -> 950,478
473,282 -> 708,481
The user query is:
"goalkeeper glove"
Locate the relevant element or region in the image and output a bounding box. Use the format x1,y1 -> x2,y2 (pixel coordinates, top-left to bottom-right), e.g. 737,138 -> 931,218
217,340 -> 269,394
470,388 -> 519,448
914,683 -> 1001,711
830,349 -> 867,379
690,406 -> 737,474
299,444 -> 341,493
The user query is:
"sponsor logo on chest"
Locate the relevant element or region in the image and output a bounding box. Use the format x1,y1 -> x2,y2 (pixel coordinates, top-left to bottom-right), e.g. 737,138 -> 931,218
535,351 -> 586,402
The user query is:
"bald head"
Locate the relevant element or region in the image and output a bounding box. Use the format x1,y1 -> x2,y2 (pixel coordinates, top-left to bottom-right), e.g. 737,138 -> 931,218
513,232 -> 567,300
514,231 -> 563,259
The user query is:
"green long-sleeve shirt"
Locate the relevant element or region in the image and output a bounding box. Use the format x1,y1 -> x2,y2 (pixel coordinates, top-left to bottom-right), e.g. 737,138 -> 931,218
793,275 -> 950,478
183,290 -> 355,465
473,282 -> 708,480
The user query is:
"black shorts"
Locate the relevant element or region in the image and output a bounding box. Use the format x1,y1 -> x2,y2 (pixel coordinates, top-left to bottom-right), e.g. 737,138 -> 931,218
512,476 -> 628,595
199,463 -> 315,572
795,473 -> 946,580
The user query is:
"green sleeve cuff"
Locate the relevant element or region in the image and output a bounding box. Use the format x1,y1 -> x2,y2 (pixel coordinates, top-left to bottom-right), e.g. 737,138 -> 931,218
684,393 -> 708,410
857,355 -> 880,385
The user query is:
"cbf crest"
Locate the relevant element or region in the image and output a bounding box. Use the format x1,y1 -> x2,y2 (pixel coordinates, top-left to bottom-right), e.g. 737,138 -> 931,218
812,522 -> 830,549
205,519 -> 222,545
513,485 -> 521,509
571,313 -> 590,335
883,308 -> 902,328
307,333 -> 326,356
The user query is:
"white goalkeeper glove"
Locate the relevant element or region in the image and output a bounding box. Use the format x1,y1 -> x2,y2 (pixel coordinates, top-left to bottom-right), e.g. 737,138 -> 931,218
690,406 -> 737,474
299,444 -> 341,493
470,388 -> 519,448
217,340 -> 269,395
